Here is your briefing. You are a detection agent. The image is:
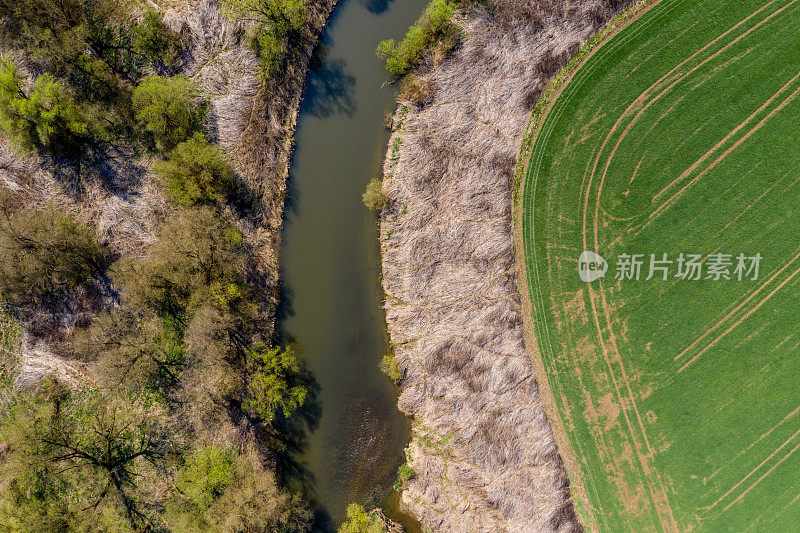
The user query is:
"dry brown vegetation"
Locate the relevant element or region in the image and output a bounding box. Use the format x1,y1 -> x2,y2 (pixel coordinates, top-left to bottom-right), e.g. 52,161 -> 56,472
380,0 -> 632,530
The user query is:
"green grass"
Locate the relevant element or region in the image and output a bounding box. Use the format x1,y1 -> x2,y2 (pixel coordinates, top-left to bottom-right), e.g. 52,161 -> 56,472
520,0 -> 800,530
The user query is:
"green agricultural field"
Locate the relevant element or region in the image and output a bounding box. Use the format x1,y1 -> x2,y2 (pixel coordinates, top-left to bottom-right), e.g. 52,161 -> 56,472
520,0 -> 800,530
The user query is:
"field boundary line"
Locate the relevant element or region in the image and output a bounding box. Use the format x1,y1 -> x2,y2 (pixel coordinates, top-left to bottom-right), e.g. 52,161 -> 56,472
511,0 -> 675,529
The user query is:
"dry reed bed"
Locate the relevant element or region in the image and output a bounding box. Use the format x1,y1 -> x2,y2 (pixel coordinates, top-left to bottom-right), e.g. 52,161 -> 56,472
380,1 -> 629,530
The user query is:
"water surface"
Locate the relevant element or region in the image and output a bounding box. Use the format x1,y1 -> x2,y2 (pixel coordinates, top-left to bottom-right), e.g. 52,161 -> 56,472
280,0 -> 429,529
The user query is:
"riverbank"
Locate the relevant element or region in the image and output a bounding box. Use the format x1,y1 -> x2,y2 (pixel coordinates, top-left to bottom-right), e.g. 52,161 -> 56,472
378,0 -> 632,530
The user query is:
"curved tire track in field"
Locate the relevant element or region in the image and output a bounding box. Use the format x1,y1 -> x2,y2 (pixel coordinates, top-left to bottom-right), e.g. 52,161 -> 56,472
576,1 -> 798,529
650,72 -> 800,220
586,0 -> 793,236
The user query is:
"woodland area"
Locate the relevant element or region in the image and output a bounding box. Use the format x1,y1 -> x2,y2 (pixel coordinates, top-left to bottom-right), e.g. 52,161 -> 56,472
0,0 -> 324,530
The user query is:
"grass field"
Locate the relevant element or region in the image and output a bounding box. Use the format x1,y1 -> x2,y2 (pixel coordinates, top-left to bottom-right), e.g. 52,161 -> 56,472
520,0 -> 800,530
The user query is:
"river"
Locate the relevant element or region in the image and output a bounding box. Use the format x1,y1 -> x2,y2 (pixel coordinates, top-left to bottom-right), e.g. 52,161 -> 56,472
279,0 -> 429,529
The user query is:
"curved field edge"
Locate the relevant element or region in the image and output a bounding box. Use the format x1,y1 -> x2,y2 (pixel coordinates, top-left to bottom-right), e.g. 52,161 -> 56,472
511,0 -> 664,529
517,0 -> 800,531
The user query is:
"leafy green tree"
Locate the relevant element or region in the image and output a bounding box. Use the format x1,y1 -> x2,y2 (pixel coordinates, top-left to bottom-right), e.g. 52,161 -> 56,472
132,75 -> 204,152
0,0 -> 122,61
0,60 -> 95,154
0,385 -> 170,531
0,0 -> 181,143
0,0 -> 178,81
0,203 -> 107,306
115,206 -> 251,322
132,9 -> 183,68
243,344 -> 308,423
220,0 -> 306,32
167,445 -> 312,532
155,133 -> 237,206
396,462 -> 415,488
111,208 -> 265,413
379,353 -> 402,383
104,207 -> 313,433
66,53 -> 133,124
183,292 -> 262,367
176,446 -> 236,511
338,504 -> 387,533
74,310 -> 186,396
219,0 -> 307,77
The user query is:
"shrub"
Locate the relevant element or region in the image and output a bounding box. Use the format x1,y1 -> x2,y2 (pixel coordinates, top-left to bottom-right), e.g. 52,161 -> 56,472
74,310 -> 186,396
155,133 -> 236,206
177,446 -> 235,511
395,462 -> 415,488
338,504 -> 387,533
115,206 -> 250,321
253,28 -> 286,78
0,60 -> 95,155
362,178 -> 387,212
0,0 -> 179,81
376,0 -> 454,78
399,73 -> 431,105
0,0 -> 122,69
132,75 -> 204,152
379,353 -> 402,383
0,204 -> 106,306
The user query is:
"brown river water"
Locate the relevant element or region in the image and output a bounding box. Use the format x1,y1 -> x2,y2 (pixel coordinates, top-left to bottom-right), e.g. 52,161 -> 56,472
279,0 -> 429,529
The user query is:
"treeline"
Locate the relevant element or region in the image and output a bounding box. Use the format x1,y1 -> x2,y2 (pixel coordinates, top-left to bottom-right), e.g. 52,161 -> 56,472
0,0 -> 317,531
